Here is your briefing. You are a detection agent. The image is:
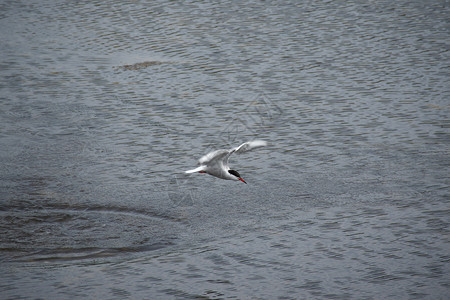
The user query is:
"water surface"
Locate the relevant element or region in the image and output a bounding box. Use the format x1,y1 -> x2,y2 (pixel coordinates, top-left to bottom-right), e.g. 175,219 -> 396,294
1,0 -> 449,299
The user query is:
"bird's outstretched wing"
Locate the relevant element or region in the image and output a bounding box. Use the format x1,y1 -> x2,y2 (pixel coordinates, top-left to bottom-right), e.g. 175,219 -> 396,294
197,140 -> 267,167
232,140 -> 268,154
223,140 -> 268,165
198,149 -> 230,165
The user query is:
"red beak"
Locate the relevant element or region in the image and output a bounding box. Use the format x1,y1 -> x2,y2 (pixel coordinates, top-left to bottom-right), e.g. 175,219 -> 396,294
239,178 -> 247,184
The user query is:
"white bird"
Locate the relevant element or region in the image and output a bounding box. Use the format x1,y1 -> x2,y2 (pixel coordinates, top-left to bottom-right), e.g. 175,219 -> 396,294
185,140 -> 268,184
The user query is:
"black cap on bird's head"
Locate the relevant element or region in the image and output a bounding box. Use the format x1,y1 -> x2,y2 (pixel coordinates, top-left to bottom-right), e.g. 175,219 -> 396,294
228,169 -> 247,184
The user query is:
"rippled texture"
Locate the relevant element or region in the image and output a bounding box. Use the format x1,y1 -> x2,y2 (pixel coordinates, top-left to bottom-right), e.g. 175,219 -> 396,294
1,0 -> 449,299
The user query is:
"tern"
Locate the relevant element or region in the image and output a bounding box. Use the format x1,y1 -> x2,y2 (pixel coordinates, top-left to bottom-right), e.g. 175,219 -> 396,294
185,140 -> 268,184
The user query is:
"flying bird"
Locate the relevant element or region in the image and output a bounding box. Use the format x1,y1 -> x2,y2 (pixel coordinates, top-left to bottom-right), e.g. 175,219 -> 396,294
185,140 -> 268,184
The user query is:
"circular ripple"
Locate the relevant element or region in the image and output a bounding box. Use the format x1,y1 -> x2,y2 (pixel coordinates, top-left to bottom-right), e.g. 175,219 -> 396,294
0,208 -> 178,262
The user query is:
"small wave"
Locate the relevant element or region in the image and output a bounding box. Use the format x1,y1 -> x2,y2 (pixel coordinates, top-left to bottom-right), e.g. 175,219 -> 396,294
3,242 -> 174,263
1,203 -> 181,222
115,61 -> 166,71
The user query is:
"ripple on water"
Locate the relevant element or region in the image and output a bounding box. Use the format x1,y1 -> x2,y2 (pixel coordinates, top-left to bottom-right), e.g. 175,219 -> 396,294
0,205 -> 180,262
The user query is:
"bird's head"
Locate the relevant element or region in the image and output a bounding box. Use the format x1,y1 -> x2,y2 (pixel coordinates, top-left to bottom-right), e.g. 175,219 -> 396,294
228,170 -> 247,184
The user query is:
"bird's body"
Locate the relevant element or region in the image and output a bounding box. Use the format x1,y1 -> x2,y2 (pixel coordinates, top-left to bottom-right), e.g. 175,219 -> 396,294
185,140 -> 267,183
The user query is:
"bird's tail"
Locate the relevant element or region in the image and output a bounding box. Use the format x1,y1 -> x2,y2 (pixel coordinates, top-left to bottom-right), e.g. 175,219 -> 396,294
185,166 -> 206,174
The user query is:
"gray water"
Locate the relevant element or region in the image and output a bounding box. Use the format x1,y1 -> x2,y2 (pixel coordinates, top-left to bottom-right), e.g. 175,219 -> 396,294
1,0 -> 449,299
